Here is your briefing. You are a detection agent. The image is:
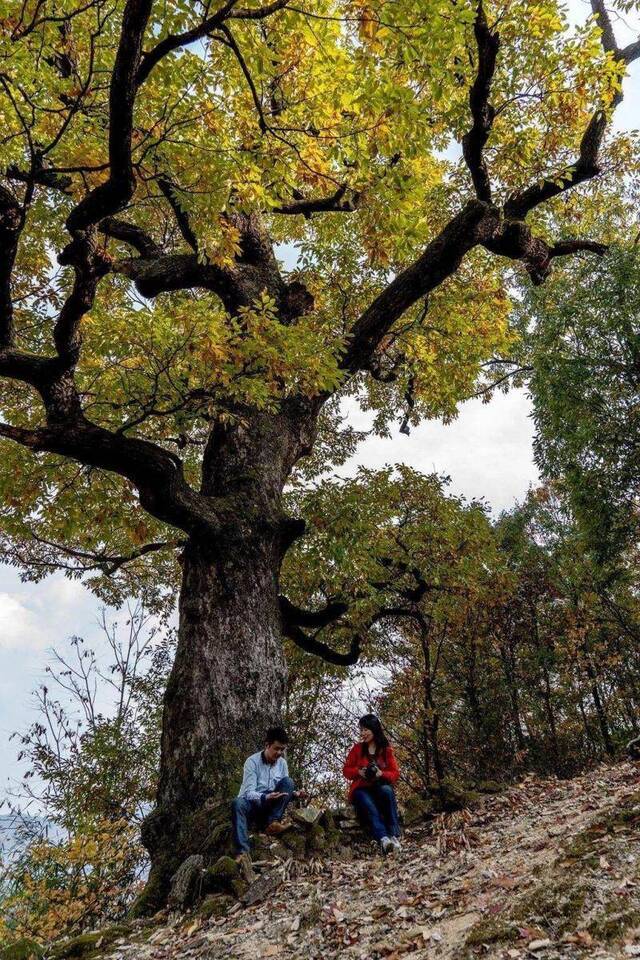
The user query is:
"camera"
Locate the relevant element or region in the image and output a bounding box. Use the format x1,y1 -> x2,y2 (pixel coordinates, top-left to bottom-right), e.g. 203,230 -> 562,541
364,762 -> 379,782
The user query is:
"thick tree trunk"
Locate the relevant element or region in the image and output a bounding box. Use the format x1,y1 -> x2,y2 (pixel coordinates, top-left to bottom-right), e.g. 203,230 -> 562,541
138,404 -> 316,913
140,534 -> 286,908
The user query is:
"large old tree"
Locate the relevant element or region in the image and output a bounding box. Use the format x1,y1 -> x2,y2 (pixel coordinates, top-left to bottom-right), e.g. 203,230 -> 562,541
1,0 -> 639,905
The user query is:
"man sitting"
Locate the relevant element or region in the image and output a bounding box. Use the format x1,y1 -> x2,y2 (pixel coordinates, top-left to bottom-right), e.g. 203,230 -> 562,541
231,726 -> 307,869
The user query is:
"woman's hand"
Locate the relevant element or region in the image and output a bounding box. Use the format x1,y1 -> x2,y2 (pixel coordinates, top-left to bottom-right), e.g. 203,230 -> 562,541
358,767 -> 367,778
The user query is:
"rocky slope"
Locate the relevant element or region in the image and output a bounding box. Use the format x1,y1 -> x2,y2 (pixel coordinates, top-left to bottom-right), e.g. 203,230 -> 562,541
25,761 -> 640,960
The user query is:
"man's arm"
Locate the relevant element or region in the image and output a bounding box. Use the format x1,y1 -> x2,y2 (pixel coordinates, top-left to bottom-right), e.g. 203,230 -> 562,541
238,756 -> 263,802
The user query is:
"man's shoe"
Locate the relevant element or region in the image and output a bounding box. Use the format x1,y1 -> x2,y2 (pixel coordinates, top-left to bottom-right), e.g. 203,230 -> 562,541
235,851 -> 257,883
265,818 -> 292,837
390,837 -> 402,853
380,836 -> 393,855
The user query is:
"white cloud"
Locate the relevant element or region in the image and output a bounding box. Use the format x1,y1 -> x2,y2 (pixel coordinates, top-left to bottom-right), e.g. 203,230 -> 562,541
0,592 -> 49,650
340,388 -> 539,516
0,571 -> 104,651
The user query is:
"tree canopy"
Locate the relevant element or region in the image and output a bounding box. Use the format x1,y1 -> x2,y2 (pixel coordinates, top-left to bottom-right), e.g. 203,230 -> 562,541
516,244 -> 640,569
1,0 -> 639,608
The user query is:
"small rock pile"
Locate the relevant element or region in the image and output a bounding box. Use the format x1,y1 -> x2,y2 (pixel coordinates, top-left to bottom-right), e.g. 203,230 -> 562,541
165,803 -> 376,915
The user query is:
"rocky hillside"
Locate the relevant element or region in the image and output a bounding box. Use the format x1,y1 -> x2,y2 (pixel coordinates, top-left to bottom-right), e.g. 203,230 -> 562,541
14,761 -> 640,960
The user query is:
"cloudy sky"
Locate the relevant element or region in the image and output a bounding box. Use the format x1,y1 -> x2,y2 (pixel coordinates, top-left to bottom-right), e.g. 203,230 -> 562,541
1,0 -> 639,797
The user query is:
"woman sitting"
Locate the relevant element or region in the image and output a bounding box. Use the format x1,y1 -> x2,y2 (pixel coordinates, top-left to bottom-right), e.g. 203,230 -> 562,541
343,713 -> 401,854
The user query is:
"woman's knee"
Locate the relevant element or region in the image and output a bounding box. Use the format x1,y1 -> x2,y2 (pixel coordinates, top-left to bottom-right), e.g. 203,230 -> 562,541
352,788 -> 369,808
378,783 -> 394,797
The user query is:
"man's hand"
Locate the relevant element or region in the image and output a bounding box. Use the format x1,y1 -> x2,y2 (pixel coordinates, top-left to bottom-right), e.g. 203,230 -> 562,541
265,791 -> 288,802
294,788 -> 309,801
358,767 -> 367,778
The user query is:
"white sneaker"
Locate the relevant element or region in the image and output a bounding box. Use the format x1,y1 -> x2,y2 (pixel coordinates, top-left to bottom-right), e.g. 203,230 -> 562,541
380,836 -> 393,855
390,837 -> 402,852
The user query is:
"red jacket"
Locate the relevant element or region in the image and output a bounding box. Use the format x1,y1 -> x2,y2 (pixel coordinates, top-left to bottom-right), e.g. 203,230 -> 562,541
343,743 -> 400,801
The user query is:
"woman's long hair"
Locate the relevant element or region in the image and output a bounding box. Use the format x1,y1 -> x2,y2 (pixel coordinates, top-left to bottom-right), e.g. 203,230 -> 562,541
359,713 -> 389,757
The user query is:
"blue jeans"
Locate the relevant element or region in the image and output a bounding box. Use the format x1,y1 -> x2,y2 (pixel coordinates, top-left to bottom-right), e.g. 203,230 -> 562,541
231,776 -> 295,853
352,783 -> 400,842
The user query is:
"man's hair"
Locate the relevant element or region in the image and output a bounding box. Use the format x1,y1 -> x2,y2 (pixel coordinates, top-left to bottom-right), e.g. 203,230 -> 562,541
265,725 -> 289,745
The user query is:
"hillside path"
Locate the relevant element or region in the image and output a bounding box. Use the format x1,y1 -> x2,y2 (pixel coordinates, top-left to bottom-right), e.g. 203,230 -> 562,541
105,762 -> 640,960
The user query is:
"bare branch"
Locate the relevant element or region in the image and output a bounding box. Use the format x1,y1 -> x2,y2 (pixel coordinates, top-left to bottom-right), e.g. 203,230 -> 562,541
27,533 -> 185,576
218,23 -> 268,133
99,217 -> 162,258
7,163 -> 73,195
135,0 -> 290,88
549,238 -> 609,258
136,1 -> 238,86
273,184 -> 360,217
0,414 -> 219,537
503,2 -> 638,221
342,199 -> 498,374
285,621 -> 362,666
55,229 -> 110,369
590,0 -> 618,56
461,1 -> 500,203
482,219 -> 607,284
279,594 -> 349,629
0,184 -> 23,347
620,39 -> 640,65
230,0 -> 290,20
504,110 -> 607,220
588,0 -> 640,65
111,251 -> 247,313
157,176 -> 199,253
0,420 -> 43,447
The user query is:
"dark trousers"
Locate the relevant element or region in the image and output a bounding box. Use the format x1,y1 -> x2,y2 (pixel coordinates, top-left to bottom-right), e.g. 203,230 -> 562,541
352,783 -> 400,842
231,776 -> 295,853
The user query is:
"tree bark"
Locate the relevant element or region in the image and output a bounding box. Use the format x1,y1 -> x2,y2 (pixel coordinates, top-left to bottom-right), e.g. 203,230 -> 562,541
138,404 -> 316,911
498,639 -> 527,752
584,655 -> 615,757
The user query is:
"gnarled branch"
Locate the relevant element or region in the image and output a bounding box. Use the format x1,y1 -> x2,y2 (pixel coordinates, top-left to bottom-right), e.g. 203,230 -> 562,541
66,0 -> 153,232
342,199 -> 498,374
461,1 -> 500,203
284,621 -> 362,666
273,184 -> 360,217
99,217 -> 162,258
279,594 -> 349,628
504,110 -> 607,220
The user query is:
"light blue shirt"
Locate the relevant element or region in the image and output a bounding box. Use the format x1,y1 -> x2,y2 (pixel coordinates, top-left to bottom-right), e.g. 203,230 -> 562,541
238,751 -> 289,802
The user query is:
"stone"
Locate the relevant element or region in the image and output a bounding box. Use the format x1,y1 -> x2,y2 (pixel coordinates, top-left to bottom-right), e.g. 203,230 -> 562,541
196,894 -> 234,920
203,855 -> 241,895
291,805 -> 323,827
308,823 -> 327,852
241,873 -> 280,907
280,830 -> 307,856
332,805 -> 357,821
167,854 -> 205,911
48,925 -> 131,959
